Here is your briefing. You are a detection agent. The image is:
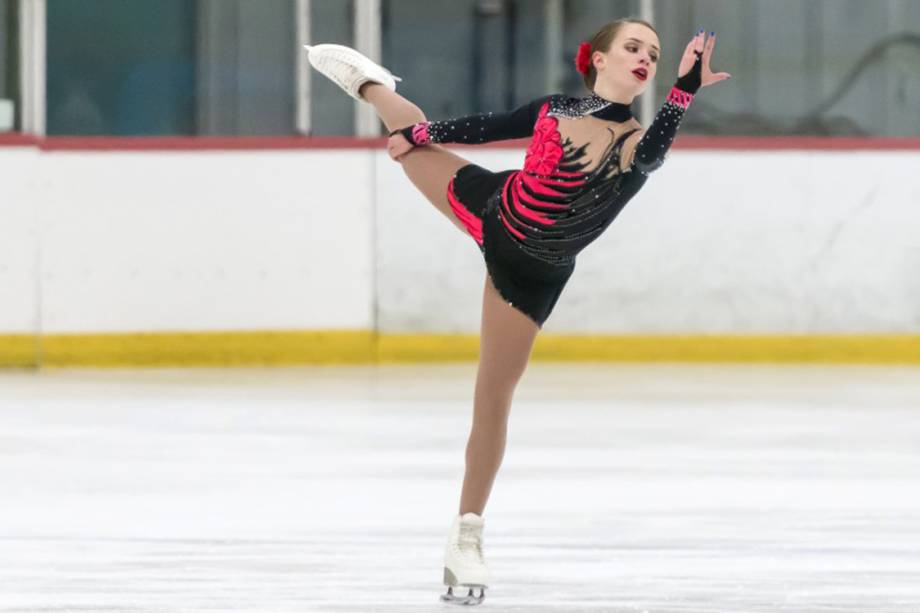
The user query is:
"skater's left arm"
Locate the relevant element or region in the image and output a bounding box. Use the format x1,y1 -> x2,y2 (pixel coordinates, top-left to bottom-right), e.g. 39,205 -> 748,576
389,95 -> 559,153
631,30 -> 731,176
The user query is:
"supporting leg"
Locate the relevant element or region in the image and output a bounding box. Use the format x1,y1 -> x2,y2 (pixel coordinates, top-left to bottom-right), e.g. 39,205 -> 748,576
459,274 -> 540,516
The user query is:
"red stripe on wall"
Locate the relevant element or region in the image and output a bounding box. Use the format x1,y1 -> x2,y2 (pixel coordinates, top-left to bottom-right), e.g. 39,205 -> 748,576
3,132 -> 920,151
0,133 -> 39,147
39,136 -> 390,151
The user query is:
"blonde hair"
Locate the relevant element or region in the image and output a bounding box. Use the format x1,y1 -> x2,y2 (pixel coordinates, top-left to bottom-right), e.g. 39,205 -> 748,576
581,18 -> 659,90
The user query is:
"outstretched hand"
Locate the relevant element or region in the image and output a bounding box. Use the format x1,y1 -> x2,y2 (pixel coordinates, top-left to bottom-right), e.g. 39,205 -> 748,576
387,132 -> 414,161
679,30 -> 731,88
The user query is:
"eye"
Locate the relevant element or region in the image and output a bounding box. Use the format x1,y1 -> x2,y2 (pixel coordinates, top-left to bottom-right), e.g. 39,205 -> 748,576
651,54 -> 659,62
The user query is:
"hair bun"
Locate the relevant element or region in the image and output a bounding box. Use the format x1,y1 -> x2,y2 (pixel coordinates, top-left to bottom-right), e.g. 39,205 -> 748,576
575,42 -> 592,75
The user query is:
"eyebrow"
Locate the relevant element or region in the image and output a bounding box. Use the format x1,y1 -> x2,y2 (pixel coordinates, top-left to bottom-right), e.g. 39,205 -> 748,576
626,38 -> 660,53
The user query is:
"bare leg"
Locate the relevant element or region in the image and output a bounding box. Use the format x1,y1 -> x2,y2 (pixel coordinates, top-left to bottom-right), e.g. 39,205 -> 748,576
360,84 -> 534,515
361,83 -> 472,234
459,274 -> 540,516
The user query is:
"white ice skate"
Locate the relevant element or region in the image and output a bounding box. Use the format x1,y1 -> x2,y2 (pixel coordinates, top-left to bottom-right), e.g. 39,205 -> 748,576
303,43 -> 401,101
440,512 -> 490,606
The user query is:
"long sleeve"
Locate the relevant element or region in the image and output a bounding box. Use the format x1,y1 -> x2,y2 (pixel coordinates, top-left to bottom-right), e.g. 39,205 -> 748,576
396,95 -> 558,146
630,86 -> 695,175
631,49 -> 703,176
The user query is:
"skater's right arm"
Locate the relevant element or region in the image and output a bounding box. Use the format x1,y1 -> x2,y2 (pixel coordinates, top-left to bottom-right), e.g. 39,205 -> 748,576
392,95 -> 560,147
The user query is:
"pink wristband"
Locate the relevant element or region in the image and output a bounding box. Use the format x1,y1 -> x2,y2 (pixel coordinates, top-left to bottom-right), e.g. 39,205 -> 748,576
666,87 -> 694,110
411,123 -> 431,145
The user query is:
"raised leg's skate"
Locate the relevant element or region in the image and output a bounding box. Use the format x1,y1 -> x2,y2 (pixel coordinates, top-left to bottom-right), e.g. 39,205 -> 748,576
303,43 -> 401,101
439,512 -> 489,606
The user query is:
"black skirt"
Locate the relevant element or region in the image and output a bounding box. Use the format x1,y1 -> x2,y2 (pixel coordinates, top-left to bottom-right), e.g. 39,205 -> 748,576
447,163 -> 575,328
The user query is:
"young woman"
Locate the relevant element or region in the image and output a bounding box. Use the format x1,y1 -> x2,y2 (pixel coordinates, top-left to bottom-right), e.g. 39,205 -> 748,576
305,18 -> 730,605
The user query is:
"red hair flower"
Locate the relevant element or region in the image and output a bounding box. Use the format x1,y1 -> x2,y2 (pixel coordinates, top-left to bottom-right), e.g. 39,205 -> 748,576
575,42 -> 592,75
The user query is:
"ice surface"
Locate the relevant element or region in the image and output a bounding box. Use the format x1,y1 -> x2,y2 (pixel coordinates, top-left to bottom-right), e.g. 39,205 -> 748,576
1,363 -> 919,612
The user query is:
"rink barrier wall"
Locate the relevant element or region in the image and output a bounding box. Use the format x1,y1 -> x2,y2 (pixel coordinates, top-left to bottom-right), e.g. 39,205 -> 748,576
2,332 -> 920,367
3,134 -> 920,367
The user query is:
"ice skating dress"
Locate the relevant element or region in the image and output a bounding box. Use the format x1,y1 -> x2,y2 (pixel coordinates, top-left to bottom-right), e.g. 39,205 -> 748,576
396,74 -> 699,328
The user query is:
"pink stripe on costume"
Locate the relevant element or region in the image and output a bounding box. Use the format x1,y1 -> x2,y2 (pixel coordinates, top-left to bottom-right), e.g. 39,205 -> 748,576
446,178 -> 483,245
519,172 -> 566,197
510,182 -> 555,226
498,173 -> 528,240
666,87 -> 694,110
515,185 -> 569,210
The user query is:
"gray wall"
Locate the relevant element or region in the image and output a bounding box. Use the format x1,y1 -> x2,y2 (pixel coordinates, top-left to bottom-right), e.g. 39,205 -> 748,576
652,0 -> 920,136
22,0 -> 920,136
0,0 -> 9,99
309,0 -> 355,136
197,0 -> 296,135
45,0 -> 197,135
380,0 -> 920,136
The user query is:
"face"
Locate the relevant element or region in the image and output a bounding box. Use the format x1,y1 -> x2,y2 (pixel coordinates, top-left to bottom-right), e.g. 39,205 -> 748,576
592,23 -> 660,97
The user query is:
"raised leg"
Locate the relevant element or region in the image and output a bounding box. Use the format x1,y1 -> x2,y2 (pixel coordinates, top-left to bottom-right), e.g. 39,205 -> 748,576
459,274 -> 540,516
361,83 -> 473,234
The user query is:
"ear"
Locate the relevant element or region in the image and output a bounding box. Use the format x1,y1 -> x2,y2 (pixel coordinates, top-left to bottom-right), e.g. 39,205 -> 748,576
592,50 -> 605,70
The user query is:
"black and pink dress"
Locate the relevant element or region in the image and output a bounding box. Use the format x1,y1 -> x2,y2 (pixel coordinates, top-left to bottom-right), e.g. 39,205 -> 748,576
398,78 -> 698,328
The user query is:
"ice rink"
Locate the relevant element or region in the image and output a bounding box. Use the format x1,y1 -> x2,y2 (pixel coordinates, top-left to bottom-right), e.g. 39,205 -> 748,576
2,363 -> 919,612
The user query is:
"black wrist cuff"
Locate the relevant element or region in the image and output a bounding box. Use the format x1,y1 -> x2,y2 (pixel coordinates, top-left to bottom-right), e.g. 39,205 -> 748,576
674,50 -> 703,94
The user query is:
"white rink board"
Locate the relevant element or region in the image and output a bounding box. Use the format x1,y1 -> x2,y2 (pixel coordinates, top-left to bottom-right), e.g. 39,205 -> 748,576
375,148 -> 920,333
3,145 -> 920,335
0,147 -> 40,334
38,149 -> 375,333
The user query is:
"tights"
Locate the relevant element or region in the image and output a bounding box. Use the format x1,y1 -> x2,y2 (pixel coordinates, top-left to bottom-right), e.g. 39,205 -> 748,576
368,55 -> 704,515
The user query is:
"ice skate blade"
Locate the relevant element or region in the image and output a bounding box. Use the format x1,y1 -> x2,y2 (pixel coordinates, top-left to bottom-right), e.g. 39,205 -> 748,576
440,585 -> 486,606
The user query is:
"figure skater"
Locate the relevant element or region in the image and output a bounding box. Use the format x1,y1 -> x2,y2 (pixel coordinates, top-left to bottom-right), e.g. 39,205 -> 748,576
304,18 -> 730,605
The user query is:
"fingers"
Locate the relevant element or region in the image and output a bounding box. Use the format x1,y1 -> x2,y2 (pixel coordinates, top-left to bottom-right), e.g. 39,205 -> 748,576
687,29 -> 713,56
701,71 -> 732,88
703,32 -> 716,63
681,28 -> 733,88
687,29 -> 704,55
387,135 -> 412,161
682,37 -> 695,60
389,145 -> 412,161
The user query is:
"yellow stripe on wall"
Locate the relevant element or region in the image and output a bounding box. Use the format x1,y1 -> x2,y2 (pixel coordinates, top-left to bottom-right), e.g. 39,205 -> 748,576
1,331 -> 919,368
377,334 -> 481,362
0,335 -> 39,368
40,330 -> 375,367
531,334 -> 920,363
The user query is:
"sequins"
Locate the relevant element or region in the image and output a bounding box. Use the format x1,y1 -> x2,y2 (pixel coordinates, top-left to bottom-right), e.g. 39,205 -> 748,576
418,90 -> 688,265
546,93 -> 633,122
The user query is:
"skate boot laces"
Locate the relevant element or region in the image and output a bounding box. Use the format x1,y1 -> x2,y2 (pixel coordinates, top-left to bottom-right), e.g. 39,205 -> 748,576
456,522 -> 484,564
304,44 -> 402,101
322,49 -> 400,80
